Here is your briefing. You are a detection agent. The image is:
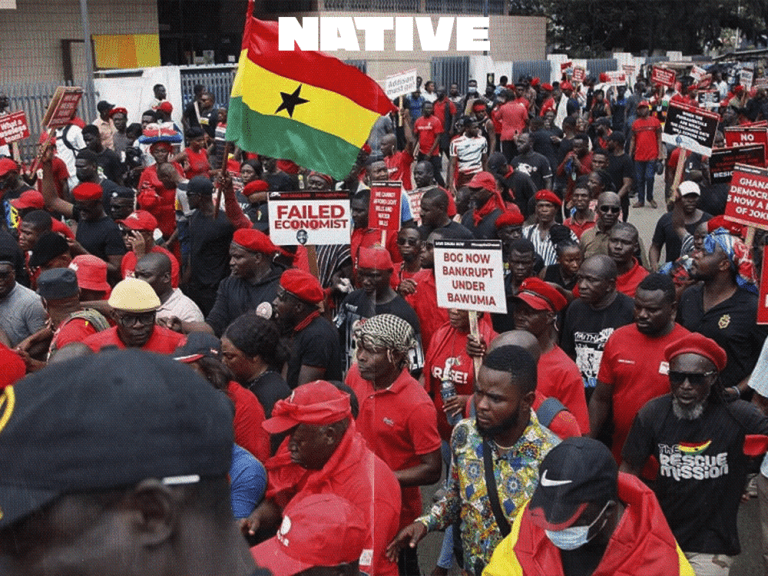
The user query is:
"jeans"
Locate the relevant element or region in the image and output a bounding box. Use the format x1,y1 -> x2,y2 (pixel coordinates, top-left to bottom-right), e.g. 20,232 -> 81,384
635,160 -> 657,204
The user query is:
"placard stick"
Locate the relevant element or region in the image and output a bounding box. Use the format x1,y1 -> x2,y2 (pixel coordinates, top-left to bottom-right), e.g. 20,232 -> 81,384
213,142 -> 232,219
28,128 -> 56,176
668,149 -> 688,206
745,226 -> 756,249
307,245 -> 319,278
468,311 -> 482,380
381,229 -> 387,247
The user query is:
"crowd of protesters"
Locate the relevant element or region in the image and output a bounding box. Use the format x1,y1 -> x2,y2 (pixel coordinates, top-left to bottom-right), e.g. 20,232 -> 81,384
3,64 -> 768,576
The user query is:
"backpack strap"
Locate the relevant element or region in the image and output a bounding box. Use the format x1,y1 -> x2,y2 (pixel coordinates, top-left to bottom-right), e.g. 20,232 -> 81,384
536,397 -> 567,428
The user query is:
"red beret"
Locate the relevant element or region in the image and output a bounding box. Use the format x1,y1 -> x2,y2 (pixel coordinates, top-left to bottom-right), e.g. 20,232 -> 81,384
535,189 -> 562,207
664,333 -> 727,372
51,218 -> 74,240
280,268 -> 324,305
263,380 -> 352,434
472,102 -> 487,111
515,277 -> 568,312
560,81 -> 574,91
495,209 -> 525,228
72,182 -> 103,202
358,246 -> 393,271
531,77 -> 540,87
707,215 -> 743,237
108,107 -> 127,118
232,228 -> 279,255
118,210 -> 158,231
158,101 -> 173,113
467,171 -> 497,193
243,180 -> 269,195
542,83 -> 554,92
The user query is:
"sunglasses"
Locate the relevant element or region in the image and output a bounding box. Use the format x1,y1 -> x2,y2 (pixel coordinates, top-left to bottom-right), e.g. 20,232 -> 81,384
668,370 -> 717,386
599,205 -> 621,214
397,238 -> 420,246
115,312 -> 156,326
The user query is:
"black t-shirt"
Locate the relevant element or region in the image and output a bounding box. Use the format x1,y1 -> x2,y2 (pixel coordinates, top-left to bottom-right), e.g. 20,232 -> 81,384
96,148 -> 123,184
188,210 -> 234,288
651,211 -> 711,263
530,129 -> 559,174
99,178 -> 121,215
543,264 -> 577,291
560,293 -> 635,389
622,395 -> 768,555
677,284 -> 768,389
460,208 -> 503,240
699,182 -> 729,216
497,171 -> 538,218
335,289 -> 424,373
511,152 -> 553,191
606,153 -> 634,195
75,214 -> 126,261
198,108 -> 218,140
264,171 -> 293,192
286,315 -> 342,389
418,220 -> 474,240
246,370 -> 291,419
206,266 -> 283,336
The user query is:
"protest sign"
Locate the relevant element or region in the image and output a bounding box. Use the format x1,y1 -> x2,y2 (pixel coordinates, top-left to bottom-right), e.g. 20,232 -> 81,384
741,69 -> 754,91
604,71 -> 627,86
756,77 -> 768,89
369,181 -> 402,231
268,191 -> 350,245
725,126 -> 768,163
434,239 -> 506,314
662,101 -> 720,156
759,250 -> 768,324
709,145 -> 766,183
384,69 -> 417,99
698,89 -> 720,109
690,65 -> 706,81
0,111 -> 29,145
406,189 -> 424,225
724,164 -> 768,231
42,86 -> 83,129
572,66 -> 586,83
560,61 -> 573,75
622,64 -> 636,76
651,66 -> 676,87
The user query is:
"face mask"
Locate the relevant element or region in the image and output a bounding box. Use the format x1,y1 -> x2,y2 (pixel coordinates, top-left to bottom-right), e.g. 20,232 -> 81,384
545,501 -> 610,551
468,86 -> 477,93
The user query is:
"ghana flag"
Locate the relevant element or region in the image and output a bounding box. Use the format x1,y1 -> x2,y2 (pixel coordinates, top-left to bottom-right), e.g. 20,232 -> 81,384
227,7 -> 396,180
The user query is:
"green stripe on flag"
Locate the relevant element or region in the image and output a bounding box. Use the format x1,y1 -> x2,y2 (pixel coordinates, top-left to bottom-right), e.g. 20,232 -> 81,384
226,96 -> 361,181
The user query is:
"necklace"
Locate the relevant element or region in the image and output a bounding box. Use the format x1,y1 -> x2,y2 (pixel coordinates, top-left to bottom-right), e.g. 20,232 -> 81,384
493,439 -> 516,451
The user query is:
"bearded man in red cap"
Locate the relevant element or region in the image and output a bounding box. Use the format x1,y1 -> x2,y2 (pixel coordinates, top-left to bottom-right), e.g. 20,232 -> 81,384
241,380 -> 402,576
621,333 -> 768,575
335,246 -> 423,373
118,209 -> 180,287
273,268 -> 342,389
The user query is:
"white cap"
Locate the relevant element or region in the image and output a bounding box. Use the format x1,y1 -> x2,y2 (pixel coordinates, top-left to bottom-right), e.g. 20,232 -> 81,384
678,181 -> 701,196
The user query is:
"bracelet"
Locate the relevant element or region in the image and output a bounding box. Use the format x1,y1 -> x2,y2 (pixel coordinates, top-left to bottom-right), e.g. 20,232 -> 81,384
730,386 -> 741,399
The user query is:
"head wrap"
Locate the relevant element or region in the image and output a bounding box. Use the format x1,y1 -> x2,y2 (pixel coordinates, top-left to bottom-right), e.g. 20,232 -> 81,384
308,171 -> 333,187
703,228 -> 757,292
354,314 -> 416,369
262,380 -> 352,434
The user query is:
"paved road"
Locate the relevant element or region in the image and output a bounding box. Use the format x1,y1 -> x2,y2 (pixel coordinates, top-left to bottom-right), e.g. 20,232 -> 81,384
412,178 -> 766,575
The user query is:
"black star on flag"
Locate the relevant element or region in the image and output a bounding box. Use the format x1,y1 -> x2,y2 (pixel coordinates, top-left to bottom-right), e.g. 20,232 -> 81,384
275,84 -> 309,118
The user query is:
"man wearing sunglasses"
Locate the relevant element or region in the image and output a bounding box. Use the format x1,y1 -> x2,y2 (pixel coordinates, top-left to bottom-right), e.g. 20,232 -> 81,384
581,191 -> 650,269
621,333 -> 768,576
83,276 -> 185,353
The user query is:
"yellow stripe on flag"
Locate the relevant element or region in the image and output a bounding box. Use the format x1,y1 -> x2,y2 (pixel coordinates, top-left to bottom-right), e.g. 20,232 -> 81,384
231,50 -> 381,148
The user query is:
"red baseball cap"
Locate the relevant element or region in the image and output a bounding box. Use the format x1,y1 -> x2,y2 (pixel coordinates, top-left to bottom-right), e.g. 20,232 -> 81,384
0,158 -> 19,177
280,268 -> 324,305
467,171 -> 496,193
118,210 -> 158,231
637,100 -> 650,108
262,380 -> 352,434
514,277 -> 568,312
51,218 -> 75,240
157,101 -> 173,114
11,190 -> 45,210
69,255 -> 111,294
250,493 -> 367,576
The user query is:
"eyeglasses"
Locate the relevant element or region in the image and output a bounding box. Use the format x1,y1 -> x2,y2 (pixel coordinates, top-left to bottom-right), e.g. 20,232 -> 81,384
397,238 -> 420,246
599,205 -> 621,214
668,370 -> 717,386
115,312 -> 156,326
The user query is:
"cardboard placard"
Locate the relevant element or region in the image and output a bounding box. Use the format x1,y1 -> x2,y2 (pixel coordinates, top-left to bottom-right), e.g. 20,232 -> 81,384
622,64 -> 636,75
741,69 -> 754,91
572,66 -> 586,83
384,69 -> 417,100
406,188 -> 424,225
698,89 -> 720,109
756,77 -> 768,89
0,111 -> 30,145
604,71 -> 627,86
690,65 -> 707,81
434,239 -> 506,314
662,101 -> 720,156
758,250 -> 768,325
42,86 -> 83,129
709,144 -> 766,183
369,181 -> 402,232
651,66 -> 676,88
560,61 -> 573,73
725,126 -> 768,163
267,191 -> 351,246
724,164 -> 768,231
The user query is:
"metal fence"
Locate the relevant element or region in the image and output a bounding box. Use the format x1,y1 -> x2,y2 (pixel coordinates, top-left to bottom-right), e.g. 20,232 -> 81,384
585,58 -> 619,80
425,0 -> 505,13
2,81 -> 99,162
431,56 -> 470,93
511,60 -> 553,84
179,66 -> 237,111
325,0 -> 419,10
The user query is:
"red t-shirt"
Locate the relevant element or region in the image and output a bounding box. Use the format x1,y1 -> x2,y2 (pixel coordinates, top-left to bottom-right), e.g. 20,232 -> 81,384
405,269 -> 448,357
563,213 -> 597,239
538,345 -> 590,434
227,381 -> 270,463
497,101 -> 528,141
532,390 -> 581,439
51,317 -> 101,352
424,318 -> 497,441
385,151 -> 414,190
137,162 -> 185,237
0,343 -> 25,388
185,147 -> 210,179
83,325 -> 185,353
631,116 -> 662,161
433,99 -> 457,133
121,245 -> 181,288
616,258 -> 649,298
346,365 -> 441,529
597,322 -> 690,463
414,115 -> 444,156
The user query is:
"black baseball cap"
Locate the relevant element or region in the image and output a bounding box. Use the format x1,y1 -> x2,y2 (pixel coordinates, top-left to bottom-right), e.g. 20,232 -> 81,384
528,437 -> 618,531
29,231 -> 68,268
0,349 -> 235,529
174,331 -> 221,363
37,267 -> 78,300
